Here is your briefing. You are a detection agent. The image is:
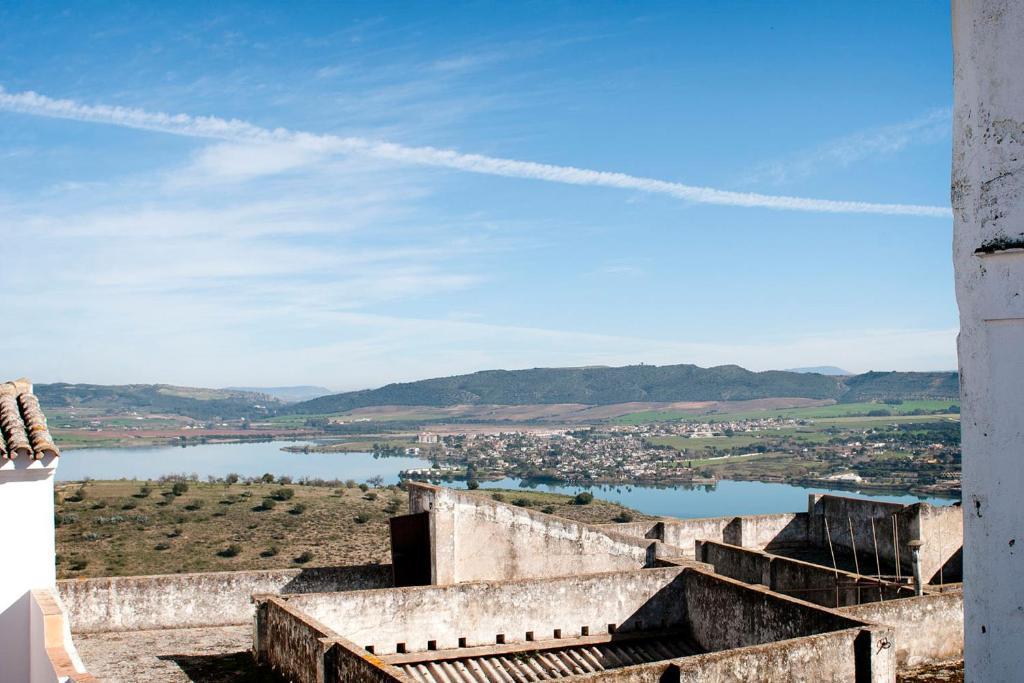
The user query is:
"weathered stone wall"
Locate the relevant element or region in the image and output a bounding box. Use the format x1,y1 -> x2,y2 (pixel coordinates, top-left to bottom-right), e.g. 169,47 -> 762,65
573,629 -> 872,683
255,597 -> 338,683
59,564 -> 392,633
840,590 -> 964,668
808,495 -> 961,583
323,639 -> 411,683
408,484 -> 676,583
697,540 -> 908,608
598,513 -> 807,559
681,569 -> 866,652
282,567 -> 690,655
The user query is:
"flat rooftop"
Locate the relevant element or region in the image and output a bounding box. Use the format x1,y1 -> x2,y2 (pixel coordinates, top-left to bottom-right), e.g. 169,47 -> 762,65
73,625 -> 274,683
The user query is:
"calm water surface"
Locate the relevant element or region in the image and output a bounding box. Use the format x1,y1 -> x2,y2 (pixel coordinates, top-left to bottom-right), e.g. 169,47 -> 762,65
58,441 -> 957,518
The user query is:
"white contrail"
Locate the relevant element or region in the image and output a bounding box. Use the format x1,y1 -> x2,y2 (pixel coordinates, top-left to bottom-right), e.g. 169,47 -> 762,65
0,87 -> 951,217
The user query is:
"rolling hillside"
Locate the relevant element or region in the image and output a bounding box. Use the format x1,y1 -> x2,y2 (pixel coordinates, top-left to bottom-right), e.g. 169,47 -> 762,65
35,383 -> 281,420
289,365 -> 960,414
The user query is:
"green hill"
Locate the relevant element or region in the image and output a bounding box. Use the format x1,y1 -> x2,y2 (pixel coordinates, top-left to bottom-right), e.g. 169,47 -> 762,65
289,365 -> 960,413
35,383 -> 281,420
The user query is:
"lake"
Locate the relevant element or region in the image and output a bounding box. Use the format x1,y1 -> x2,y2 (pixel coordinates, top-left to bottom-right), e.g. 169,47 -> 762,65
57,441 -> 956,519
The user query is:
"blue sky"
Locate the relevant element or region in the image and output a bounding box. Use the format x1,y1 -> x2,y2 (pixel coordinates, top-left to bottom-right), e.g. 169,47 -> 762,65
0,2 -> 955,390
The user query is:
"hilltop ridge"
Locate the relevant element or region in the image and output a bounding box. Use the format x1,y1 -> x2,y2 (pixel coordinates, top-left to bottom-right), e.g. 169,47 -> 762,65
288,364 -> 960,414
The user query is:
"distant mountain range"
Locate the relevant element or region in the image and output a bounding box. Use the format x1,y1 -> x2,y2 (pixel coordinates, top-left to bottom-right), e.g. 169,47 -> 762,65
785,366 -> 851,376
224,385 -> 333,402
289,364 -> 960,414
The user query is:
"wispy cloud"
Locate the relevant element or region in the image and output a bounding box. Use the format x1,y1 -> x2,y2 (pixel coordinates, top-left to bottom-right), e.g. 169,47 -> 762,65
747,108 -> 951,185
0,87 -> 950,217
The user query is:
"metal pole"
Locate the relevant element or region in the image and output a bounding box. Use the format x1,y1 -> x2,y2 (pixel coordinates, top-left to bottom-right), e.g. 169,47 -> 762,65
824,516 -> 839,607
871,517 -> 883,601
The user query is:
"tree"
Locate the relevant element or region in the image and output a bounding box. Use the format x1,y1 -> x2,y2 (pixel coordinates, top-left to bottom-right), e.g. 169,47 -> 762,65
573,492 -> 594,505
171,482 -> 189,496
467,479 -> 480,490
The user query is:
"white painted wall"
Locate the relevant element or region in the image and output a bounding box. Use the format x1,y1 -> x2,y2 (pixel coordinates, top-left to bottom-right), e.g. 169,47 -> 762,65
952,2 -> 1024,679
0,455 -> 59,683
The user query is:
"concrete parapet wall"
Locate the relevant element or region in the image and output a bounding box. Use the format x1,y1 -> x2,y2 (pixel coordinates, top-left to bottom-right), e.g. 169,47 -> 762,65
409,484 -> 674,583
59,564 -> 393,633
840,590 -> 964,668
281,567 -> 690,655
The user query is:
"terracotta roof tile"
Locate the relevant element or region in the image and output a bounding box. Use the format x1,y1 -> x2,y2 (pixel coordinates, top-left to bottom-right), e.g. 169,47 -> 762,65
0,379 -> 59,460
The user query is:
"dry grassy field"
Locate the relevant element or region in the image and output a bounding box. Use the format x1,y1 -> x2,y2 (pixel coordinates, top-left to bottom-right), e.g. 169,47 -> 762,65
54,480 -> 647,579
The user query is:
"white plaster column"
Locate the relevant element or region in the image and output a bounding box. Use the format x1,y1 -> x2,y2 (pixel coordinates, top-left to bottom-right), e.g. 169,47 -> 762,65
952,2 -> 1024,679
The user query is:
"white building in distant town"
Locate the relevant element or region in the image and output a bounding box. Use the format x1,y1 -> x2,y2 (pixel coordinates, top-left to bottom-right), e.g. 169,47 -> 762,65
417,432 -> 440,444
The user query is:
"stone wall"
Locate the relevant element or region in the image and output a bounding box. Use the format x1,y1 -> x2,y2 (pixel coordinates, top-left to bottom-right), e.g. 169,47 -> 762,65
281,567 -> 690,655
59,564 -> 393,633
322,639 -> 410,683
809,495 -> 961,582
598,513 -> 807,559
408,484 -> 679,583
840,590 -> 964,668
697,540 -> 909,608
255,597 -> 339,683
573,629 -> 872,683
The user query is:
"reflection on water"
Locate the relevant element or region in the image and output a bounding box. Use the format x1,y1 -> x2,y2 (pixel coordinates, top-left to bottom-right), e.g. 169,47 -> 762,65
58,441 -> 957,519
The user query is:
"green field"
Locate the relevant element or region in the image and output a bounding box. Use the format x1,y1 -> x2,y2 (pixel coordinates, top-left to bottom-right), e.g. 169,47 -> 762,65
617,400 -> 958,425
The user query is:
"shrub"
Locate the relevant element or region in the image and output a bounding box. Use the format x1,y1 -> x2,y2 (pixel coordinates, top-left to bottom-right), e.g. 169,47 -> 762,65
121,500 -> 137,510
573,492 -> 594,505
68,558 -> 89,571
256,498 -> 276,511
271,487 -> 295,501
345,479 -> 357,489
364,491 -> 378,501
385,498 -> 402,514
260,546 -> 279,558
354,512 -> 370,524
166,528 -> 182,538
613,511 -> 634,523
358,483 -> 369,492
171,482 -> 189,496
511,497 -> 532,507
278,475 -> 293,485
288,503 -> 307,515
294,551 -> 314,564
185,499 -> 205,511
541,505 -> 557,514
91,501 -> 107,510
467,479 -> 480,490
491,493 -> 506,502
218,544 -> 242,558
154,543 -> 170,551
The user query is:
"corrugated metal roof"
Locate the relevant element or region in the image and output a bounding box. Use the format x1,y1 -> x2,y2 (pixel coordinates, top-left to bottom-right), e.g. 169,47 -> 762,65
394,634 -> 703,683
